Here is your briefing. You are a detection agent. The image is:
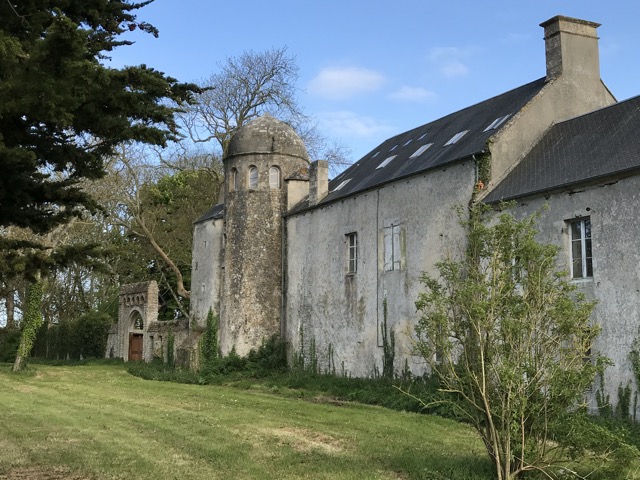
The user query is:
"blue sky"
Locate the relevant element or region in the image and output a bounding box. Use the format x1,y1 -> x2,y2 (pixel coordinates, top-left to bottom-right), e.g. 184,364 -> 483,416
109,1 -> 640,162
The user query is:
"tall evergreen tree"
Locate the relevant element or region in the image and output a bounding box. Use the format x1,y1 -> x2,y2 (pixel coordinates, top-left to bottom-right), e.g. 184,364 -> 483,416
0,0 -> 198,235
0,0 -> 199,369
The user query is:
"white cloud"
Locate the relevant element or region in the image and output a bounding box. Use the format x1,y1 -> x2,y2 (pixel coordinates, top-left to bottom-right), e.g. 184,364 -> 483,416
440,61 -> 469,78
388,86 -> 437,102
308,67 -> 386,100
429,46 -> 474,78
429,46 -> 467,62
317,111 -> 394,137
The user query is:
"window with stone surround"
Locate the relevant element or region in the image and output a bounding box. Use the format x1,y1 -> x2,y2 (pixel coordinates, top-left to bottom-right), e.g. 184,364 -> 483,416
231,168 -> 238,191
248,166 -> 258,189
269,166 -> 281,189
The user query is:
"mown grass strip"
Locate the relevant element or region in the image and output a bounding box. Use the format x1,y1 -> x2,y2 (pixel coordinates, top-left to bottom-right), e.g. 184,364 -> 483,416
0,364 -> 493,479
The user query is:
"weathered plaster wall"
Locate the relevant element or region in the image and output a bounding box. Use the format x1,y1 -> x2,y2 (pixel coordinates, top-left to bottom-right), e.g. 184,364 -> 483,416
285,161 -> 476,377
507,174 -> 640,406
191,216 -> 224,327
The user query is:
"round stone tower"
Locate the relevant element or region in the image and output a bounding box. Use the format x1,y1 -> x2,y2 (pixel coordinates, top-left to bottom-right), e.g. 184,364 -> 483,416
220,115 -> 309,356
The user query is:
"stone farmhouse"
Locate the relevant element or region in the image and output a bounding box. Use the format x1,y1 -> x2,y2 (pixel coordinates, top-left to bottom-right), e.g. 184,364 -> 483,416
110,15 -> 640,404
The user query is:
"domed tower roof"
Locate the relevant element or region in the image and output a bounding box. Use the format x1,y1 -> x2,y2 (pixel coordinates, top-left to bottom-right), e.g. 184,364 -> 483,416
226,114 -> 309,161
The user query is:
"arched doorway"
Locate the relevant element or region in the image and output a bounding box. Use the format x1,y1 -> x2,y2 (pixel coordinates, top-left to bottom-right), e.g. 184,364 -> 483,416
128,310 -> 144,361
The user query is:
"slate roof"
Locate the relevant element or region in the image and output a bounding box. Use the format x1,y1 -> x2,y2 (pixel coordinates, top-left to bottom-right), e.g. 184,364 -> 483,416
289,77 -> 547,214
484,95 -> 640,203
194,203 -> 224,224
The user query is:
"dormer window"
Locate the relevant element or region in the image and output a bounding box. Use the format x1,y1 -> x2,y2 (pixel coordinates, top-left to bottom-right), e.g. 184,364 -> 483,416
444,130 -> 469,146
248,166 -> 258,189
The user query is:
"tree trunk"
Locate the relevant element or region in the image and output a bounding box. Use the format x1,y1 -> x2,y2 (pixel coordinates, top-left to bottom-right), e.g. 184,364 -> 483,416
5,290 -> 15,329
12,279 -> 44,372
135,216 -> 190,299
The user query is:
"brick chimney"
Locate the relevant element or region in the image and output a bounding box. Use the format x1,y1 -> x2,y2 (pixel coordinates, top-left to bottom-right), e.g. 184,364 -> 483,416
540,16 -> 601,82
308,160 -> 328,207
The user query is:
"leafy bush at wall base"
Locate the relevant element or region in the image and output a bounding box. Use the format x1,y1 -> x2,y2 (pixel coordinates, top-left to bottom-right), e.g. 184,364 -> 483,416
199,335 -> 288,379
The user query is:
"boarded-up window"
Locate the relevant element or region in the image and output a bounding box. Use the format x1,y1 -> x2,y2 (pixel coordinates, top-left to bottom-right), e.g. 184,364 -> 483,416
384,224 -> 402,271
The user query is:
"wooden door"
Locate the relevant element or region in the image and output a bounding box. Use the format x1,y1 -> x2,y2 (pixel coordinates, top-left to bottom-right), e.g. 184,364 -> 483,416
129,333 -> 144,361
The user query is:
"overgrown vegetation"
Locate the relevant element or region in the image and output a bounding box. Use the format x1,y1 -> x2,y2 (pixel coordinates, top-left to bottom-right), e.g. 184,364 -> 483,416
414,204 -> 636,479
0,329 -> 21,362
12,280 -> 43,371
35,311 -> 113,361
201,309 -> 219,364
380,298 -> 395,379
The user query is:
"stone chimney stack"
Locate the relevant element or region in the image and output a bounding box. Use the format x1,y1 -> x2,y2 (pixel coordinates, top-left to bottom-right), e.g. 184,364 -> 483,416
308,160 -> 328,206
540,16 -> 601,82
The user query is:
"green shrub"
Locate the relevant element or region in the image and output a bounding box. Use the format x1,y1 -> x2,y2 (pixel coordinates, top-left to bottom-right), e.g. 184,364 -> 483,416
200,335 -> 288,380
72,312 -> 113,359
0,329 -> 21,362
201,309 -> 219,365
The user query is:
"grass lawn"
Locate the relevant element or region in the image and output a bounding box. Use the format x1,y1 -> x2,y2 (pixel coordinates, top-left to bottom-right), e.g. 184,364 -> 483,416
0,363 -> 493,479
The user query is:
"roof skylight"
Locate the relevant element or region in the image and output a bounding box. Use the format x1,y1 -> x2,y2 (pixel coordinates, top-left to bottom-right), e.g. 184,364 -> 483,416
444,130 -> 469,146
403,139 -> 413,146
389,144 -> 398,152
409,143 -> 433,158
483,114 -> 512,132
371,151 -> 380,158
332,178 -> 351,192
417,133 -> 428,140
376,155 -> 397,169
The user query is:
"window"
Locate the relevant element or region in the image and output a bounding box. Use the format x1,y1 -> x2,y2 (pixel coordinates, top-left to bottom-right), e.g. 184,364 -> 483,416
346,233 -> 357,273
483,114 -> 512,132
384,224 -> 402,271
248,166 -> 258,189
444,130 -> 469,146
231,168 -> 238,191
269,166 -> 281,189
570,218 -> 592,279
410,143 -> 433,159
333,178 -> 351,191
376,155 -> 397,169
